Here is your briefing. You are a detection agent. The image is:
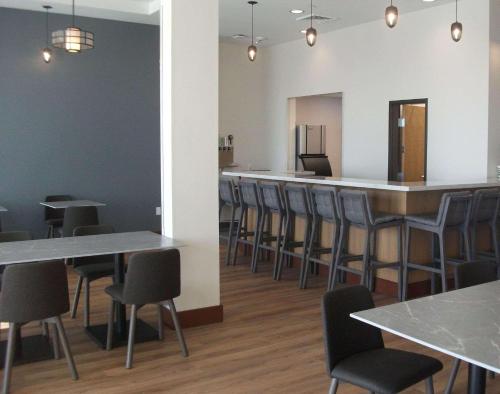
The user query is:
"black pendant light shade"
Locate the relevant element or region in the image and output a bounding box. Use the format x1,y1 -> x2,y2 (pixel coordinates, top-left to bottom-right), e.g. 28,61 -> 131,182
451,0 -> 463,42
385,1 -> 398,28
42,5 -> 52,63
52,0 -> 94,53
306,0 -> 317,47
247,1 -> 258,62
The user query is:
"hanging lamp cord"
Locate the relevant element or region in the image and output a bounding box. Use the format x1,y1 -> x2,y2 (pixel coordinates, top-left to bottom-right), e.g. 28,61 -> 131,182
455,0 -> 458,22
72,0 -> 76,27
310,0 -> 313,28
251,3 -> 254,44
46,8 -> 50,46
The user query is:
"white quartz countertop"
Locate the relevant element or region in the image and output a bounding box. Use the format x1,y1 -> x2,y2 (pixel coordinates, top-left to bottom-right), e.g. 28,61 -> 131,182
0,231 -> 184,265
351,281 -> 500,373
222,170 -> 500,192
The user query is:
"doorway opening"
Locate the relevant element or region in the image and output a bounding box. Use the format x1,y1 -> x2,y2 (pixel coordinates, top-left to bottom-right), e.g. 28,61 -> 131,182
388,99 -> 428,182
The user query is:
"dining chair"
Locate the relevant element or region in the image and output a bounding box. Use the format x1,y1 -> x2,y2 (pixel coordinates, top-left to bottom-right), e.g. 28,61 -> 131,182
44,195 -> 72,238
70,225 -> 115,327
322,286 -> 442,394
105,249 -> 188,368
0,231 -> 33,288
0,260 -> 78,393
60,206 -> 99,238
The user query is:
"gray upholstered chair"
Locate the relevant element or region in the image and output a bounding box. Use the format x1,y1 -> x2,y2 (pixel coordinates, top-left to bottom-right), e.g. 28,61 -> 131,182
403,191 -> 473,300
44,195 -> 72,238
219,178 -> 240,266
334,190 -> 404,298
0,261 -> 78,393
0,231 -> 33,287
105,249 -> 188,369
60,206 -> 99,238
322,286 -> 442,394
70,225 -> 115,327
444,261 -> 498,394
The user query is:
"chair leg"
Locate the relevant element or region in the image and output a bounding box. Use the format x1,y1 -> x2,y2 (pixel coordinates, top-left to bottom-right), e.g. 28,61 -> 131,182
298,220 -> 311,289
83,278 -> 90,327
225,207 -> 236,266
106,299 -> 115,351
402,224 -> 411,301
444,359 -> 461,394
54,316 -> 79,380
157,304 -> 164,341
2,323 -> 17,394
328,378 -> 339,394
71,276 -> 83,319
51,323 -> 60,360
360,229 -> 371,287
126,304 -> 138,369
252,210 -> 265,273
329,225 -> 346,291
426,376 -> 435,394
438,233 -> 448,293
275,215 -> 291,281
166,300 -> 189,357
232,207 -> 245,266
272,213 -> 284,279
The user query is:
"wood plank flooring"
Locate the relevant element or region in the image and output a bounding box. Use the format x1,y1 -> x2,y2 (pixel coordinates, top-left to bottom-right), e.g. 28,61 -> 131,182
3,248 -> 500,393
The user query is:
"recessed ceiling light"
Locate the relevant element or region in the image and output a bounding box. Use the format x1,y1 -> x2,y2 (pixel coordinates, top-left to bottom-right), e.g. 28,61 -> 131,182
290,9 -> 304,14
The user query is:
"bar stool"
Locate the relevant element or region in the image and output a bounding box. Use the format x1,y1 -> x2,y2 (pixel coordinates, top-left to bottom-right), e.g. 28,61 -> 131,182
303,186 -> 341,289
469,189 -> 500,275
332,190 -> 404,299
253,182 -> 286,275
402,191 -> 473,301
232,180 -> 262,268
275,184 -> 314,288
219,178 -> 240,266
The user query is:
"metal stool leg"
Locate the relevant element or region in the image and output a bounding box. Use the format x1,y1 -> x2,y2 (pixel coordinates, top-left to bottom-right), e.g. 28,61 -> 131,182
157,304 -> 164,340
402,223 -> 411,301
51,322 -> 60,360
106,299 -> 115,351
438,233 -> 448,293
426,377 -> 435,394
54,316 -> 79,380
2,323 -> 17,394
70,276 -> 83,319
126,304 -> 138,369
166,300 -> 189,357
83,278 -> 90,327
445,359 -> 461,394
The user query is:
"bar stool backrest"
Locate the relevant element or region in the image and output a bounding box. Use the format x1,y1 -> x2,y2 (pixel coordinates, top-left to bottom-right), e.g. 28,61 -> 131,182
284,184 -> 312,217
0,260 -> 69,323
0,231 -> 32,243
310,186 -> 340,224
338,190 -> 372,227
44,195 -> 72,221
62,206 -> 99,237
259,182 -> 285,213
437,192 -> 472,228
219,178 -> 238,206
455,261 -> 497,289
123,249 -> 181,305
73,225 -> 115,268
471,189 -> 500,224
238,180 -> 260,209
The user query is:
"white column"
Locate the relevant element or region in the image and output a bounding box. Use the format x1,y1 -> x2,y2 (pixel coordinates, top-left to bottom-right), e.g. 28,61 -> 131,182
160,0 -> 220,311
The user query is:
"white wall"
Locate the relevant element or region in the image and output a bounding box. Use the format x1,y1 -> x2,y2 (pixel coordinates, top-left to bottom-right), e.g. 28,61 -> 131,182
220,0 -> 491,181
161,0 -> 220,311
219,42 -> 271,170
489,0 -> 500,177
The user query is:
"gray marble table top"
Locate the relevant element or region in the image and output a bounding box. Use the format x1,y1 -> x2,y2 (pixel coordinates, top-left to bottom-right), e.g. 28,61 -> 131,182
351,281 -> 500,373
40,200 -> 106,209
0,206 -> 7,212
0,231 -> 184,265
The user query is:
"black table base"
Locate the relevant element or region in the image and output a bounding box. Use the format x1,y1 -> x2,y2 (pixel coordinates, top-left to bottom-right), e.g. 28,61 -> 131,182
85,319 -> 159,350
0,335 -> 54,368
468,364 -> 487,394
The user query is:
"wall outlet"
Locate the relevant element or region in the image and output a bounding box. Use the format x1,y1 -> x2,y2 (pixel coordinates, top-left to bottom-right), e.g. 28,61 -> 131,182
156,207 -> 162,216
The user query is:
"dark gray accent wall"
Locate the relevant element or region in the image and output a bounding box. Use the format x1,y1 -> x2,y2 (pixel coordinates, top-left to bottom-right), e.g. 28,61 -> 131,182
0,7 -> 161,238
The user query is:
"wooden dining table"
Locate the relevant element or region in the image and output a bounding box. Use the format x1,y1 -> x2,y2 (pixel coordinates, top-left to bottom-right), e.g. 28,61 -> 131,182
0,231 -> 184,365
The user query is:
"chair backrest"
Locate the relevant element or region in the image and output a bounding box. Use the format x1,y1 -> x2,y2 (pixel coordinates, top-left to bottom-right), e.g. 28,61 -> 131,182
338,190 -> 372,226
73,225 -> 115,268
123,249 -> 181,305
259,182 -> 285,213
44,195 -> 72,221
62,206 -> 99,237
471,189 -> 500,224
219,178 -> 238,206
455,261 -> 497,289
0,231 -> 32,243
284,184 -> 312,217
0,260 -> 69,323
436,192 -> 472,228
310,186 -> 340,224
322,286 -> 384,374
238,180 -> 260,209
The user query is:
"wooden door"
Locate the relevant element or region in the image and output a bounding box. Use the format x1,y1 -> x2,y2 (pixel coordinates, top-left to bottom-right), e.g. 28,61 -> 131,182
401,104 -> 426,182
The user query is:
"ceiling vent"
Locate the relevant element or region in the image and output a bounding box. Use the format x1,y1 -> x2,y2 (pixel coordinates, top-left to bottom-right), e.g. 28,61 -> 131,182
296,14 -> 338,22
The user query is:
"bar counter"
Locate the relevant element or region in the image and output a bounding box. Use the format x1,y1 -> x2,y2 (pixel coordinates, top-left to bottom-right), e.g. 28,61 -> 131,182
222,170 -> 500,296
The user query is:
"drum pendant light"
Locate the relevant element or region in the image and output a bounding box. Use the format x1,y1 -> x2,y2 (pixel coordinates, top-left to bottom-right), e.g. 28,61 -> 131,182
305,0 -> 317,47
247,1 -> 258,61
385,0 -> 398,28
52,0 -> 94,54
42,5 -> 53,63
451,0 -> 463,42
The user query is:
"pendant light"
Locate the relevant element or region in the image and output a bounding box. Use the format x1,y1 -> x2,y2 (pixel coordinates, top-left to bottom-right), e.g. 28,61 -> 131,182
42,5 -> 52,63
305,0 -> 317,47
451,0 -> 463,42
385,0 -> 398,28
52,0 -> 94,54
247,1 -> 257,61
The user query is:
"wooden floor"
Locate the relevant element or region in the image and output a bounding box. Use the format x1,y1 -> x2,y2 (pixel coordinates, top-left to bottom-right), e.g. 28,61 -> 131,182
4,248 -> 500,393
